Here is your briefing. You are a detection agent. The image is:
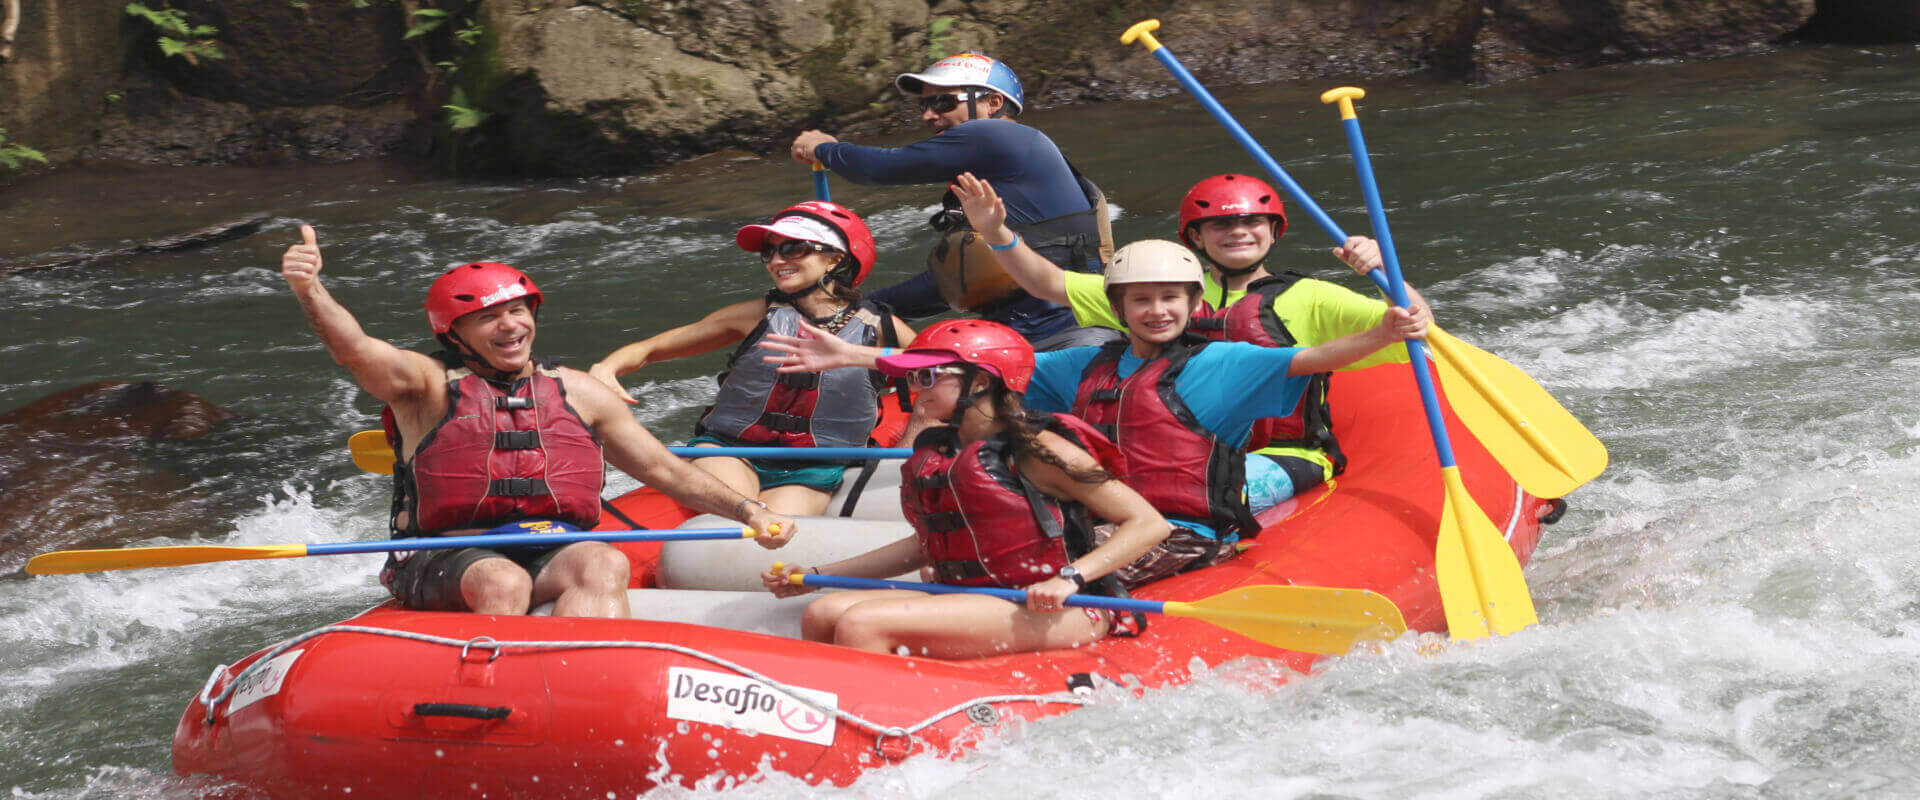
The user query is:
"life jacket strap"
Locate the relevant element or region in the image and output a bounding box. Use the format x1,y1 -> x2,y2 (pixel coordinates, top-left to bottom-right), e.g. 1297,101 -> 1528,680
754,412 -> 810,434
489,477 -> 551,497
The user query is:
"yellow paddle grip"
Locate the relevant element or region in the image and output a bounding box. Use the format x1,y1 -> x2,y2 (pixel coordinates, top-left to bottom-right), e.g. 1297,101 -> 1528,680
1121,19 -> 1162,51
1320,87 -> 1365,120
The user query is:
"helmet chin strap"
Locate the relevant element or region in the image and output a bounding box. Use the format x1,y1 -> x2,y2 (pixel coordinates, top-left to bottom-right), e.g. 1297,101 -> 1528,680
945,365 -> 999,427
1196,247 -> 1267,278
1187,222 -> 1274,278
767,254 -> 851,305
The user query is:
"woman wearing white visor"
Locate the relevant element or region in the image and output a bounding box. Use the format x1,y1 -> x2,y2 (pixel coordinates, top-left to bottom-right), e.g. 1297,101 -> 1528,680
590,202 -> 917,516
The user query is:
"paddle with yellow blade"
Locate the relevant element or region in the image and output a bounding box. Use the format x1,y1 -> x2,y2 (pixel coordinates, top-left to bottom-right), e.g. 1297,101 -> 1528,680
347,430 -> 909,476
1319,86 -> 1535,638
784,571 -> 1407,655
1118,19 -> 1605,502
27,520 -> 767,576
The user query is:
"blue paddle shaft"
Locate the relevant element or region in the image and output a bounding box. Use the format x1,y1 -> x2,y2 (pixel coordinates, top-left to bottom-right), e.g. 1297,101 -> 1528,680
799,573 -> 1168,616
669,446 -> 910,460
305,527 -> 748,557
812,165 -> 831,202
1338,115 -> 1458,469
1145,47 -> 1349,245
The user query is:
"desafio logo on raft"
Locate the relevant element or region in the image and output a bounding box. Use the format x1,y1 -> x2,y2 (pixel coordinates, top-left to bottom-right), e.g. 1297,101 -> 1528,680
663,666 -> 839,746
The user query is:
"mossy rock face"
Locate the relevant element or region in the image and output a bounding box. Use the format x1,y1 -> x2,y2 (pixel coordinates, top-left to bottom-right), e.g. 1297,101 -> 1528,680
480,0 -> 922,175
0,0 -> 1865,174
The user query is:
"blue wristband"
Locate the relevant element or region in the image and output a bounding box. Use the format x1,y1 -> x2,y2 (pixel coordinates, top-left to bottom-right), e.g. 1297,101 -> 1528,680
987,234 -> 1021,252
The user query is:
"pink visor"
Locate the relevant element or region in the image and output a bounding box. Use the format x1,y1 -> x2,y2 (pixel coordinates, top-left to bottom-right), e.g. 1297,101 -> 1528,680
874,350 -> 964,378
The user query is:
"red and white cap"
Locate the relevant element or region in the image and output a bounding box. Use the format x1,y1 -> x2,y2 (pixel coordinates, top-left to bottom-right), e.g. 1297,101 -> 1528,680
735,215 -> 847,254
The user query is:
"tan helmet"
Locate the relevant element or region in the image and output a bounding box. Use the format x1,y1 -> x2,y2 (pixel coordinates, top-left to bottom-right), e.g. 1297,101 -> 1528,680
1104,239 -> 1205,291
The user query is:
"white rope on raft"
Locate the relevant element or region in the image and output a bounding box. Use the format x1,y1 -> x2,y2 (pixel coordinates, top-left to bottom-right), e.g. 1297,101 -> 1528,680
201,624 -> 1092,753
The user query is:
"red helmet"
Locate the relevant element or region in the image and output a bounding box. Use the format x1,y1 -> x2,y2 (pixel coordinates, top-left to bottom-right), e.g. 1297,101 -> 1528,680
882,319 -> 1034,392
424,262 -> 543,334
1177,174 -> 1288,249
736,201 -> 878,289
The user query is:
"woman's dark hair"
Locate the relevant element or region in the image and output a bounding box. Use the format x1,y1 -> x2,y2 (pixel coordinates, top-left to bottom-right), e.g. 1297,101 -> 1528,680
988,383 -> 1112,485
823,252 -> 864,303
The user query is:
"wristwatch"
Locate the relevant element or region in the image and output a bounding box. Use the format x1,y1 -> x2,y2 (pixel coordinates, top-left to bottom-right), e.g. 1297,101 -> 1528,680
1056,565 -> 1087,589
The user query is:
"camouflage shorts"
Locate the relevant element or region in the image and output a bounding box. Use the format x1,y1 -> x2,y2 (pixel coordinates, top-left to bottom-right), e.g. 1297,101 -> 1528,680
1093,523 -> 1237,590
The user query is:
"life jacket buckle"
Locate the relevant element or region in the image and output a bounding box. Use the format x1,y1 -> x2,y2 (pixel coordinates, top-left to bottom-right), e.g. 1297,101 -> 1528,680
494,430 -> 541,450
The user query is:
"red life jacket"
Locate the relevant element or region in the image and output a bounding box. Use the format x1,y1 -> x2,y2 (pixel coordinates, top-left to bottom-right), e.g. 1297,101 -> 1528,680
390,356 -> 604,535
1070,337 -> 1260,539
1187,272 -> 1346,474
901,414 -> 1125,589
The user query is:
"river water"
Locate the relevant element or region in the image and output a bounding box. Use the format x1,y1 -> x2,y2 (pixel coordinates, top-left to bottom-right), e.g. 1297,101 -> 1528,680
3,42 -> 1917,799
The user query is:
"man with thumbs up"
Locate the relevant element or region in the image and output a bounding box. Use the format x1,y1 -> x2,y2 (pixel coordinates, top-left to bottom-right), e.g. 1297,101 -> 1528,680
281,225 -> 795,618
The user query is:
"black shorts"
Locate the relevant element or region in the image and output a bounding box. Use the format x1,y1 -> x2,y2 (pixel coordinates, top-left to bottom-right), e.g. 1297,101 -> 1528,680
381,545 -> 565,611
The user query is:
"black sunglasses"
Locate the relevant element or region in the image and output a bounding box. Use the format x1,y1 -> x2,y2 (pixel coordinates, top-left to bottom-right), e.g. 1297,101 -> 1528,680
759,239 -> 840,262
917,93 -> 975,114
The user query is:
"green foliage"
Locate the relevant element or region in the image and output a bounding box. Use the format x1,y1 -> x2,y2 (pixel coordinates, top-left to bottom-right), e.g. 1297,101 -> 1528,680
453,18 -> 484,46
442,87 -> 489,131
0,129 -> 49,171
928,16 -> 956,60
125,2 -> 225,65
405,8 -> 448,40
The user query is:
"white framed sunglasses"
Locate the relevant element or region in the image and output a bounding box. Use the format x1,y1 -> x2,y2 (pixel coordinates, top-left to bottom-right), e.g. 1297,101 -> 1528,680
905,365 -> 968,390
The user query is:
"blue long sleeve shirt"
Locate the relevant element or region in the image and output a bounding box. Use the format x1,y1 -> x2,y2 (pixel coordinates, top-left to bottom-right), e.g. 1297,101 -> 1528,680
818,119 -> 1094,341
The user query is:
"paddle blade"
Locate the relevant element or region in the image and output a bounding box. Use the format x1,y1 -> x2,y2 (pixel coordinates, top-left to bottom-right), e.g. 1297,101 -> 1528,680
1434,467 -> 1538,639
1164,584 -> 1407,654
1429,329 -> 1607,499
27,544 -> 309,575
348,430 -> 395,475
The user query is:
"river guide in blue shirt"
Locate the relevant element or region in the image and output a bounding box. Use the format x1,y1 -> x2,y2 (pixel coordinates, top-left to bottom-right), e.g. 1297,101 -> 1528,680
789,53 -> 1117,351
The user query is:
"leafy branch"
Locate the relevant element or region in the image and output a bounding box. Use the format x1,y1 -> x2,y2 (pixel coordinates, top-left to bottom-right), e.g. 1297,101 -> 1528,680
0,128 -> 48,171
124,2 -> 224,65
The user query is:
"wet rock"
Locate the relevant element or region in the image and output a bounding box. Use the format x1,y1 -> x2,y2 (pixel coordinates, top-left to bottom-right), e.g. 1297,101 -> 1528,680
1475,0 -> 1816,81
5,212 -> 274,276
0,382 -> 236,575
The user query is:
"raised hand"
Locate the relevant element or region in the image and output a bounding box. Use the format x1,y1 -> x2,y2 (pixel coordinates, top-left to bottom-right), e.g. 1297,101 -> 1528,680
951,172 -> 1009,237
281,225 -> 323,292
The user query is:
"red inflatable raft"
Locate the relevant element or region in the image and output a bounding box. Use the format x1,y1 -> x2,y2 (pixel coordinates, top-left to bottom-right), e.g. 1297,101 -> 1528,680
171,364 -> 1554,797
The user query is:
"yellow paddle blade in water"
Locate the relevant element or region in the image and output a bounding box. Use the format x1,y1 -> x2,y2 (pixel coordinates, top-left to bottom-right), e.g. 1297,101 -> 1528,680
1429,329 -> 1607,500
1163,584 -> 1407,654
1433,466 -> 1538,639
348,430 -> 396,475
27,544 -> 310,575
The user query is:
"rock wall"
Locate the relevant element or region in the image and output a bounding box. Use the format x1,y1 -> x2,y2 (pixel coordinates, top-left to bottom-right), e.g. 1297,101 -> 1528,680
0,0 -> 1905,177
